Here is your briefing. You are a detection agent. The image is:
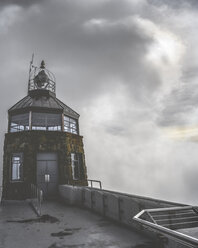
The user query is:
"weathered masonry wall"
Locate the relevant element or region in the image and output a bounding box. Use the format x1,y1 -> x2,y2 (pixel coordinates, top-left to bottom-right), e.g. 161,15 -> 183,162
59,185 -> 187,248
3,131 -> 87,199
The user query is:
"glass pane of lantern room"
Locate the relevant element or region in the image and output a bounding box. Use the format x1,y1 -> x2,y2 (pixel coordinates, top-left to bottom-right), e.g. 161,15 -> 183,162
10,113 -> 29,132
64,116 -> 78,134
32,112 -> 61,131
46,113 -> 62,130
32,112 -> 46,130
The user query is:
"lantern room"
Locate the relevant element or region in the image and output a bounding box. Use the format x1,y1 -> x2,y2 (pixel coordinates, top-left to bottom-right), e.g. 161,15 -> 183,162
9,60 -> 79,134
2,60 -> 88,200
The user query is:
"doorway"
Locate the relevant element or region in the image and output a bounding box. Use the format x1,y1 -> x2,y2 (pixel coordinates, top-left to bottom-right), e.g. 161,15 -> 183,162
37,153 -> 58,199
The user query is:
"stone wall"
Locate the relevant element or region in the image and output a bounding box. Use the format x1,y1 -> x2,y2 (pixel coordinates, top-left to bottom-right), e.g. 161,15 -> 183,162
3,131 -> 88,199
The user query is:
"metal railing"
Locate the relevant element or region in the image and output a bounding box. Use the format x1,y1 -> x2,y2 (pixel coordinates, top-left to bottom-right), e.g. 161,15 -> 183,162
30,184 -> 43,216
87,179 -> 102,189
133,206 -> 198,248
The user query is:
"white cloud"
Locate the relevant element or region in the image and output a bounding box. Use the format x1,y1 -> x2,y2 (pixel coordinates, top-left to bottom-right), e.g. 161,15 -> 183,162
84,18 -> 108,28
0,5 -> 22,34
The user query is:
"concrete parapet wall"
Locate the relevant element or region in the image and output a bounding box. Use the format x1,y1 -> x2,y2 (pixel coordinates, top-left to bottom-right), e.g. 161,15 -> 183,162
103,192 -> 119,221
92,190 -> 104,215
83,188 -> 92,209
59,185 -> 184,224
59,184 -> 83,205
59,185 -> 189,248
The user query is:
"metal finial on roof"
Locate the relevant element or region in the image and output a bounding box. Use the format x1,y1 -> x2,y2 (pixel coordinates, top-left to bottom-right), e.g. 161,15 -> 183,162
40,60 -> 45,69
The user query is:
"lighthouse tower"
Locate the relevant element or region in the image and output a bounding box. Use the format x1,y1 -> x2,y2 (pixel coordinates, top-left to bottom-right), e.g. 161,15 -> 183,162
2,60 -> 88,199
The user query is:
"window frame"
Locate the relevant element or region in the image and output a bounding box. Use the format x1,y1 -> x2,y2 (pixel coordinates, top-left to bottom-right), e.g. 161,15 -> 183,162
31,112 -> 62,131
9,113 -> 30,133
71,153 -> 83,180
10,153 -> 23,182
64,115 -> 78,134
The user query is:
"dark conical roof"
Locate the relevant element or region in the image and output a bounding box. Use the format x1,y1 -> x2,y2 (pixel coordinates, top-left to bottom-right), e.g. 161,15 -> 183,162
9,89 -> 79,119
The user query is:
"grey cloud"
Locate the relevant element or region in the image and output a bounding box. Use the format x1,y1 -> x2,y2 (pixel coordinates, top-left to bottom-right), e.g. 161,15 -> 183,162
2,0 -> 161,105
158,82 -> 198,127
148,0 -> 198,9
182,66 -> 198,82
0,0 -> 45,7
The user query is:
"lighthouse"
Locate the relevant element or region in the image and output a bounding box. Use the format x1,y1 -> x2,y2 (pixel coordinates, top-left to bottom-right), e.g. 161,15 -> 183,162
2,60 -> 88,199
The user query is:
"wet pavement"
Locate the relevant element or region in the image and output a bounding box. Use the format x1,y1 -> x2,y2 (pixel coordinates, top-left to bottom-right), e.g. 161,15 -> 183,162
0,200 -> 153,248
178,227 -> 198,239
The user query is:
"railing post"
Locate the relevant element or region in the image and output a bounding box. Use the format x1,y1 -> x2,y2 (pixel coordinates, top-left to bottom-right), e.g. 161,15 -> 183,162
39,190 -> 43,216
29,184 -> 42,217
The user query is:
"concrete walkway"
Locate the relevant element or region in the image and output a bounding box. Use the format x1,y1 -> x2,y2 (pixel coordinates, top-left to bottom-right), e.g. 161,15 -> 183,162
0,200 -> 153,248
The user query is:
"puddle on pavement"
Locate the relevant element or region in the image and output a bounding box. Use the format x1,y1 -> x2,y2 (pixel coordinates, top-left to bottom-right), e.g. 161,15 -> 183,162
48,243 -> 85,248
133,243 -> 155,248
7,214 -> 59,223
51,228 -> 81,237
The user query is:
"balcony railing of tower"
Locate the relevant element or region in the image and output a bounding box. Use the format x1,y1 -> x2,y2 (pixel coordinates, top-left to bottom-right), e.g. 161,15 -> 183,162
28,62 -> 56,94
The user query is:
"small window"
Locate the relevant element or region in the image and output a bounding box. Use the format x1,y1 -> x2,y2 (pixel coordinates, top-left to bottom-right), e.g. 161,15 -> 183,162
64,116 -> 78,134
11,154 -> 23,181
71,153 -> 83,180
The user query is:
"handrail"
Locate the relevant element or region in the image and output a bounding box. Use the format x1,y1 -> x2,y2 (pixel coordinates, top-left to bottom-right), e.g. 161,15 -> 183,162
87,179 -> 102,189
133,206 -> 198,248
30,184 -> 43,216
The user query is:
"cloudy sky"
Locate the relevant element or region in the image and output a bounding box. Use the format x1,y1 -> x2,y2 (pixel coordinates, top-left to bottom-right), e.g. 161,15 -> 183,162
1,0 -> 198,204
